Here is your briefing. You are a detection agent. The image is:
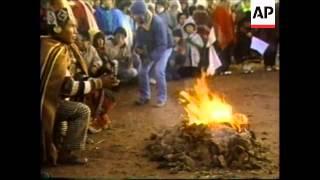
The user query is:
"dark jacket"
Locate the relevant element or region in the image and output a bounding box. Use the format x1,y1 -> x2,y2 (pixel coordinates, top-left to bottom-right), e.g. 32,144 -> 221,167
135,15 -> 174,62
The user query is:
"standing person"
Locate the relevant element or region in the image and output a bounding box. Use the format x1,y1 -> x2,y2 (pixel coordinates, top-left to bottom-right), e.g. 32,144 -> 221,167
256,1 -> 279,73
130,1 -> 174,107
94,0 -> 124,36
180,17 -> 204,77
212,0 -> 235,75
41,8 -> 119,165
155,0 -> 174,31
192,4 -> 211,70
168,0 -> 182,31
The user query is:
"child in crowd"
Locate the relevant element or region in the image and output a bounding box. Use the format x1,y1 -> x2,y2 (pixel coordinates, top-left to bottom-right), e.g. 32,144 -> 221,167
167,29 -> 187,80
179,17 -> 204,78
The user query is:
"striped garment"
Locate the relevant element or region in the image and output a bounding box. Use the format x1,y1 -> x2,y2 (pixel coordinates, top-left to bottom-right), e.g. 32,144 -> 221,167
55,100 -> 90,150
60,46 -> 103,98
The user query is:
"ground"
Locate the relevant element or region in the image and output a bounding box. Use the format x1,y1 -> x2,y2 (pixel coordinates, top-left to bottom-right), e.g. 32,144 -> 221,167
44,65 -> 279,179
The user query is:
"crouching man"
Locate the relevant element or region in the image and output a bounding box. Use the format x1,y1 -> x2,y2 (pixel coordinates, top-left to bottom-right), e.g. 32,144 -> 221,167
41,7 -> 119,165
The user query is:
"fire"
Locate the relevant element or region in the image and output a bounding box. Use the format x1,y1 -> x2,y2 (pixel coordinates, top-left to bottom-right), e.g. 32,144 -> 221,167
179,72 -> 248,132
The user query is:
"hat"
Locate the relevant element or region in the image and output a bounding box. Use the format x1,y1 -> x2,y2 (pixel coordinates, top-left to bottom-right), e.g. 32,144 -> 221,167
47,8 -> 70,27
130,0 -> 147,16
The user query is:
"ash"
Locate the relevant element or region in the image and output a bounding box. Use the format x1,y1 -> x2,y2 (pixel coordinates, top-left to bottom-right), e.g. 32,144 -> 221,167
145,121 -> 271,173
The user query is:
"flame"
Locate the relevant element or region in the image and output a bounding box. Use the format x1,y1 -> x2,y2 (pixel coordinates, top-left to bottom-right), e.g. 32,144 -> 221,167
179,72 -> 248,132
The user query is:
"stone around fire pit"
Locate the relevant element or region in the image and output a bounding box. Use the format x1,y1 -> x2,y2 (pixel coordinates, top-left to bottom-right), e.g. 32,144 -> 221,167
145,122 -> 271,172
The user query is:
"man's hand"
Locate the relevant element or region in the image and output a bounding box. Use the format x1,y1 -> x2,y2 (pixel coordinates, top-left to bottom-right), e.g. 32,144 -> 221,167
100,75 -> 120,88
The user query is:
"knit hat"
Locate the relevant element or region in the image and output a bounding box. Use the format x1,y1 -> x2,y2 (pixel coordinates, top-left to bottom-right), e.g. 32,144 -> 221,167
130,0 -> 148,16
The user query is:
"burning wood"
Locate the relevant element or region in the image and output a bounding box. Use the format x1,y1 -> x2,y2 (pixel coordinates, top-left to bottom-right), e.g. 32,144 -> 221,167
145,72 -> 271,172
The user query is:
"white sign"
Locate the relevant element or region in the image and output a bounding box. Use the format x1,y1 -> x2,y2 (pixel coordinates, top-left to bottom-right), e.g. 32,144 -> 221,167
250,36 -> 270,55
251,0 -> 275,28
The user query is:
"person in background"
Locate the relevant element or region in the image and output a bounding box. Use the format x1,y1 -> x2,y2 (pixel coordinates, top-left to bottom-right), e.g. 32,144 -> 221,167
75,33 -> 116,133
179,0 -> 189,15
256,1 -> 279,72
131,1 -> 174,107
41,7 -> 119,165
92,31 -> 109,62
180,17 -> 204,77
155,0 -> 174,31
188,5 -> 197,16
117,0 -> 135,49
212,0 -> 235,75
168,0 -> 182,31
234,0 -> 250,26
105,27 -> 139,83
76,33 -> 103,76
175,12 -> 188,39
167,29 -> 187,80
69,0 -> 100,37
94,0 -> 124,36
92,0 -> 101,9
192,4 -> 211,70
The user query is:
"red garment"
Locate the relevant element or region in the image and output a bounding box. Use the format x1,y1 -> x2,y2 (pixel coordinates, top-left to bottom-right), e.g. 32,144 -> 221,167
71,0 -> 89,34
212,5 -> 235,49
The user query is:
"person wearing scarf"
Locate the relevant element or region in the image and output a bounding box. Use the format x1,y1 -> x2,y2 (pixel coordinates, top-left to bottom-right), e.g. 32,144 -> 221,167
131,1 -> 174,107
41,7 -> 119,165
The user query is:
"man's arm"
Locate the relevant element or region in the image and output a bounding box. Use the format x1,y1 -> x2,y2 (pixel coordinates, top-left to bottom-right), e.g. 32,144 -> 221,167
61,70 -> 119,97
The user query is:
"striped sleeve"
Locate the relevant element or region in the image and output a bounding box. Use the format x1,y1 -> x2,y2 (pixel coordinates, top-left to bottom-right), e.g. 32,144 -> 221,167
61,71 -> 103,97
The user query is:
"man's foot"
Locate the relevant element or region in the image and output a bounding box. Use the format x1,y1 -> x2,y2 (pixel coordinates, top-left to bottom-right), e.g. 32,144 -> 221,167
149,78 -> 157,85
274,66 -> 280,71
134,98 -> 150,106
266,66 -> 272,72
58,151 -> 88,165
153,101 -> 166,108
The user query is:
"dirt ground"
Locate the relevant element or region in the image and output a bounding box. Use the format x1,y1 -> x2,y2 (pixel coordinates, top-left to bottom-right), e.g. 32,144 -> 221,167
44,64 -> 279,179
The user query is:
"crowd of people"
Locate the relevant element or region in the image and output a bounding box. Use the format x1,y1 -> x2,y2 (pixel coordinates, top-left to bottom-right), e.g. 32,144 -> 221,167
40,0 -> 279,167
